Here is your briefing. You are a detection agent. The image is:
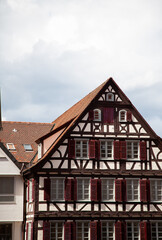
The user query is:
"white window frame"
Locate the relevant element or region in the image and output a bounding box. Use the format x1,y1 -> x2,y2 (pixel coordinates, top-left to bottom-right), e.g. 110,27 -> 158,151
23,144 -> 33,151
102,179 -> 115,202
29,179 -> 33,203
119,110 -> 127,122
126,179 -> 139,202
150,179 -> 162,202
100,140 -> 113,160
151,221 -> 162,240
50,221 -> 64,240
0,177 -> 15,203
101,221 -> 114,240
76,221 -> 90,240
106,93 -> 114,102
126,221 -> 139,240
93,109 -> 101,121
127,141 -> 139,160
51,178 -> 64,201
77,178 -> 90,201
75,139 -> 89,159
6,143 -> 16,151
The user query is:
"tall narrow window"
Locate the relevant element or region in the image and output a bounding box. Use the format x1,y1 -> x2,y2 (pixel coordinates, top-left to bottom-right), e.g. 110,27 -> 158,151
119,110 -> 126,122
76,140 -> 88,158
93,109 -> 101,121
127,222 -> 139,240
150,180 -> 162,201
102,179 -> 114,201
100,141 -> 113,159
51,222 -> 63,240
127,179 -> 139,201
106,93 -> 114,101
51,179 -> 64,201
101,222 -> 114,240
127,142 -> 139,159
0,177 -> 14,202
77,222 -> 89,240
77,179 -> 90,201
151,222 -> 162,240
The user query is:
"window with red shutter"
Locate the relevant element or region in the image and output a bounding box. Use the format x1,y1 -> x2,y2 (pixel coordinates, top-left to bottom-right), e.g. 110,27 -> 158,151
27,180 -> 29,202
65,179 -> 72,201
120,141 -> 126,160
140,180 -> 147,202
96,140 -> 100,160
114,141 -> 120,160
31,222 -> 33,240
140,222 -> 147,240
64,222 -> 72,240
68,139 -> 75,159
73,179 -> 77,201
90,222 -> 98,240
44,179 -> 51,201
32,179 -> 35,202
127,111 -> 132,122
122,179 -> 127,202
89,140 -> 96,159
97,179 -> 101,201
43,222 -> 50,240
115,179 -> 122,202
115,221 -> 122,240
140,141 -> 147,161
103,108 -> 114,124
147,180 -> 150,202
26,223 -> 28,240
91,179 -> 98,201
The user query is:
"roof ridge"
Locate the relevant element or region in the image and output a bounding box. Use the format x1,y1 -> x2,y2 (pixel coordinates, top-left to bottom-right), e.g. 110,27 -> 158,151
2,121 -> 53,125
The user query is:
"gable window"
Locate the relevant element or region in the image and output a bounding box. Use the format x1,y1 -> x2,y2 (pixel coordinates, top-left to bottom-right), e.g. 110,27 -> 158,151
150,180 -> 162,201
151,222 -> 162,240
51,179 -> 64,201
23,144 -> 33,151
0,177 -> 14,202
101,222 -> 114,240
119,110 -> 126,122
0,224 -> 12,240
127,179 -> 139,201
6,143 -> 16,151
76,140 -> 88,158
100,141 -> 113,159
51,222 -> 63,240
127,141 -> 139,159
127,222 -> 139,240
102,179 -> 114,201
93,109 -> 101,121
77,179 -> 90,201
106,93 -> 114,101
77,222 -> 89,240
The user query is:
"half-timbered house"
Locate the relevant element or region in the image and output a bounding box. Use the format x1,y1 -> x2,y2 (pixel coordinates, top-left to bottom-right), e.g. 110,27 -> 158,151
23,78 -> 162,240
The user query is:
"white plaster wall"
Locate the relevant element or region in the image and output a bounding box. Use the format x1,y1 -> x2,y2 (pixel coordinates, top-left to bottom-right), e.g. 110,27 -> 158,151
0,149 -> 20,175
13,222 -> 22,240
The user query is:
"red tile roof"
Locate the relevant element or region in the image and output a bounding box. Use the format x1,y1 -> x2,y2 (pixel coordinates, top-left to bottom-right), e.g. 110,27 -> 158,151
0,121 -> 53,163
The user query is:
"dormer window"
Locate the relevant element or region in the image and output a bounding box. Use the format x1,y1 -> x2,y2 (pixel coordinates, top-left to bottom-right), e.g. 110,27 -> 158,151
23,144 -> 33,151
6,143 -> 16,151
93,109 -> 101,121
119,110 -> 127,122
106,93 -> 114,101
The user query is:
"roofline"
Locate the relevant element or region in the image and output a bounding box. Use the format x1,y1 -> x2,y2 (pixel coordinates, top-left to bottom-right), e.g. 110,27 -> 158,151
2,120 -> 52,125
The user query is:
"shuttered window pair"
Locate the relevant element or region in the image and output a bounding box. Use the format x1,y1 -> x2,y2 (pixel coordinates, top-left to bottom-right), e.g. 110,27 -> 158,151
89,108 -> 114,123
119,110 -> 132,122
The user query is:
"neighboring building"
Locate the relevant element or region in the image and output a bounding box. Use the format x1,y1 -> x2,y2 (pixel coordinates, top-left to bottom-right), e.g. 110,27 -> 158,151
23,78 -> 162,240
0,121 -> 53,240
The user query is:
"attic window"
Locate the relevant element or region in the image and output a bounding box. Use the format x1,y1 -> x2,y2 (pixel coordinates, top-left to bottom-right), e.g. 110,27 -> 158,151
23,144 -> 33,151
6,143 -> 16,151
106,93 -> 114,101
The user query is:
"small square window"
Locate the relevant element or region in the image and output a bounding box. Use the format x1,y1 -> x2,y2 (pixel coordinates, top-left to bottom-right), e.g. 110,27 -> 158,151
23,144 -> 33,151
6,143 -> 16,151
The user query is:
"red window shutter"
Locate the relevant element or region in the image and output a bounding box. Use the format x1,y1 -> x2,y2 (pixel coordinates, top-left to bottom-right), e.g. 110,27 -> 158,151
65,179 -> 72,201
103,108 -> 114,124
31,222 -> 33,240
140,141 -> 147,161
26,223 -> 28,240
89,110 -> 94,120
140,222 -> 147,240
147,180 -> 150,202
97,179 -> 101,201
127,111 -> 132,122
90,222 -> 98,240
122,179 -> 127,202
73,179 -> 77,201
43,222 -> 50,240
97,222 -> 101,240
114,141 -> 120,160
115,179 -> 122,202
120,141 -> 126,160
123,222 -> 127,240
64,222 -> 72,240
71,222 -> 76,240
91,179 -> 98,201
89,140 -> 96,159
32,179 -> 35,202
27,180 -> 29,202
96,140 -> 100,160
44,179 -> 51,201
68,139 -> 75,159
140,180 -> 147,202
115,221 -> 122,240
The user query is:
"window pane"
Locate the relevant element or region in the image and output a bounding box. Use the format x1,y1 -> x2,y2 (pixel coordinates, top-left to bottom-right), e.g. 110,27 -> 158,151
0,224 -> 12,240
0,177 -> 14,194
51,179 -> 64,200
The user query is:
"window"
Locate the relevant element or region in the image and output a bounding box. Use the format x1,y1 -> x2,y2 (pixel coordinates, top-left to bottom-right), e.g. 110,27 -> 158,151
93,109 -> 101,121
51,222 -> 63,240
119,110 -> 126,122
75,140 -> 88,158
127,222 -> 139,240
101,222 -> 114,240
77,179 -> 90,201
0,224 -> 12,240
6,143 -> 16,151
150,180 -> 162,201
151,222 -> 162,240
100,141 -> 113,159
23,144 -> 33,151
77,222 -> 89,240
102,179 -> 114,201
0,177 -> 14,202
28,180 -> 33,203
127,142 -> 139,159
51,179 -> 64,201
127,179 -> 139,201
106,93 -> 114,101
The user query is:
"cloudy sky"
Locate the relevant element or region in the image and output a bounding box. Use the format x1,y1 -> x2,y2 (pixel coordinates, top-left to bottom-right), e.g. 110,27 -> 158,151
0,0 -> 162,137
